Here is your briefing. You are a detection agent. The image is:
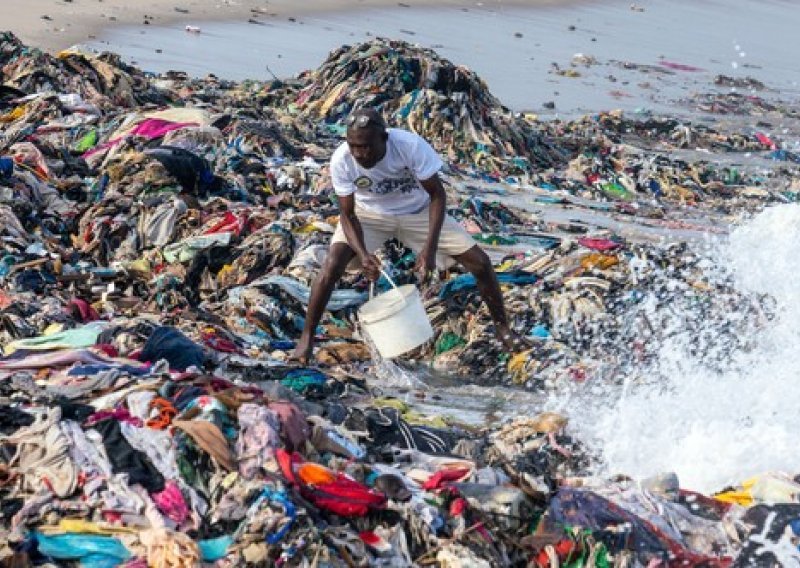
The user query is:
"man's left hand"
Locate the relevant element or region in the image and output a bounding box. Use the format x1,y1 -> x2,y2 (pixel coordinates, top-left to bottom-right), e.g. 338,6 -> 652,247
414,248 -> 438,284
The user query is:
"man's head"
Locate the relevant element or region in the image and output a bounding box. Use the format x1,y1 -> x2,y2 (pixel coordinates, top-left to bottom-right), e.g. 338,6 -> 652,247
345,108 -> 388,169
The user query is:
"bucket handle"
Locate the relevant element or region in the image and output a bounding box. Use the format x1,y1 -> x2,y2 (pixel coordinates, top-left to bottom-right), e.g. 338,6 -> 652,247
369,269 -> 402,300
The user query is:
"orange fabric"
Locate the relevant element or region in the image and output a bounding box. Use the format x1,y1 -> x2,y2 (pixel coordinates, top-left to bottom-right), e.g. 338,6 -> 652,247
298,463 -> 336,486
146,398 -> 178,430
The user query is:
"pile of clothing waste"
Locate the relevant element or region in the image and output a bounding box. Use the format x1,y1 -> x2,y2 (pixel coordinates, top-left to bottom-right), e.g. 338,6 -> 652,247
1,31 -> 800,565
287,39 -> 569,174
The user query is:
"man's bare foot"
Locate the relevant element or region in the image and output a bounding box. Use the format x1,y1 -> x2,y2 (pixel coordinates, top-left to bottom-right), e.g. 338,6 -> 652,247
289,336 -> 314,365
496,326 -> 533,353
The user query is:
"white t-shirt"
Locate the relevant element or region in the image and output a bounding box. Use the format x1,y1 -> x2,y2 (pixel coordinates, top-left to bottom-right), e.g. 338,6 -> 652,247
330,128 -> 443,215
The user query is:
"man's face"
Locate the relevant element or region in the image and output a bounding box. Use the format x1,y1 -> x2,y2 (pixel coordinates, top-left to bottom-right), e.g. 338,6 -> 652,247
346,127 -> 387,169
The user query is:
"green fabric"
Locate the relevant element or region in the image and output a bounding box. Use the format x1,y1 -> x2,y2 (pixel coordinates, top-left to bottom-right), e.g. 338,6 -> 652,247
600,182 -> 635,201
435,332 -> 467,355
5,322 -> 106,353
162,233 -> 232,263
472,233 -> 518,245
374,397 -> 409,412
280,374 -> 325,394
74,130 -> 98,152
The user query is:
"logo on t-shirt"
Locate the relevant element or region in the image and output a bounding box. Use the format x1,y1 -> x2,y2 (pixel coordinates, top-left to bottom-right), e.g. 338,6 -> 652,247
354,176 -> 373,190
369,168 -> 418,195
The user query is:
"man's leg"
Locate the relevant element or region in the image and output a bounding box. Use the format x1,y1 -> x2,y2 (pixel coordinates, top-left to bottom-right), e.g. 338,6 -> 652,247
291,243 -> 356,363
452,245 -> 521,350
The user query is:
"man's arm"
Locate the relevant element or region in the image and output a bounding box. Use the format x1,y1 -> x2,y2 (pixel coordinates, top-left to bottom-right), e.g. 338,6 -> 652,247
338,193 -> 381,280
416,174 -> 447,281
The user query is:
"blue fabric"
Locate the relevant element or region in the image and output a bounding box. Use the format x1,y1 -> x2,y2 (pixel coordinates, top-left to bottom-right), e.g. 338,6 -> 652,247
198,535 -> 233,561
33,532 -> 131,568
253,275 -> 368,311
438,271 -> 538,299
530,324 -> 551,339
270,339 -> 295,350
67,363 -> 149,377
259,487 -> 296,544
0,157 -> 13,178
140,326 -> 205,371
281,368 -> 327,393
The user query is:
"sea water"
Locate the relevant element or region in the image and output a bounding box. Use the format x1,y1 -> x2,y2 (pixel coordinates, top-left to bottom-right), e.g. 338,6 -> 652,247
567,203 -> 800,493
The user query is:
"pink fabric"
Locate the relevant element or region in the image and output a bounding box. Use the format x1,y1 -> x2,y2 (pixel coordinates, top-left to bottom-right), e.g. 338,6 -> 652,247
0,349 -> 114,370
268,401 -> 309,450
85,407 -> 143,427
236,404 -> 281,479
151,480 -> 189,524
83,119 -> 199,158
578,237 -> 621,252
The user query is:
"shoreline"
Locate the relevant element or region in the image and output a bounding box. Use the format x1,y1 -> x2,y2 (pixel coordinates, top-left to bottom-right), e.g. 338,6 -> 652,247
2,0 -> 588,54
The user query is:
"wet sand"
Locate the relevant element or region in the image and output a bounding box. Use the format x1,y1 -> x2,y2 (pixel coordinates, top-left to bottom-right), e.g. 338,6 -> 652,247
2,0 -> 585,53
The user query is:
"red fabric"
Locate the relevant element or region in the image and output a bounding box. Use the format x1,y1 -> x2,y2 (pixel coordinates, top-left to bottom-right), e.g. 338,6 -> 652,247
93,344 -> 119,358
450,497 -> 467,516
535,539 -> 582,567
422,468 -> 471,491
277,449 -> 386,517
203,211 -> 249,236
755,132 -> 777,150
200,330 -> 243,354
66,298 -> 100,322
277,449 -> 300,485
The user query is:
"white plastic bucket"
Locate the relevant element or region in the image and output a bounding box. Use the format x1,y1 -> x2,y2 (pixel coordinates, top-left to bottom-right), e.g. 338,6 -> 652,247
358,270 -> 433,359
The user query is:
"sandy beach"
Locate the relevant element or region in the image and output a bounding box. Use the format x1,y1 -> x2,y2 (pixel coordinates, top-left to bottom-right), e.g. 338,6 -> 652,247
2,0 -> 583,53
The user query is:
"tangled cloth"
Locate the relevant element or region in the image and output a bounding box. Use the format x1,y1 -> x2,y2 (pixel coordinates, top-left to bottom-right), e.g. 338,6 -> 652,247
138,528 -> 200,568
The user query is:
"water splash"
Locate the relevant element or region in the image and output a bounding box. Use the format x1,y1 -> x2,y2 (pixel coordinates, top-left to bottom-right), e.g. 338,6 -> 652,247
361,326 -> 429,390
570,204 -> 800,493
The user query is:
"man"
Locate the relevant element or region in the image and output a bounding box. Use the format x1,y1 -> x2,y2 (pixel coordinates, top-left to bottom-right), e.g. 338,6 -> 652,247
292,108 -> 523,363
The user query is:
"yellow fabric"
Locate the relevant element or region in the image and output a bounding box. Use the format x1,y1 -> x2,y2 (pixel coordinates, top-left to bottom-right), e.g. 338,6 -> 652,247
495,259 -> 518,272
579,253 -> 619,271
713,476 -> 756,506
0,105 -> 27,123
43,323 -> 65,336
508,350 -> 533,384
403,411 -> 448,428
127,258 -> 152,275
58,519 -> 138,535
713,489 -> 753,507
319,82 -> 349,115
294,223 -> 324,234
144,107 -> 212,127
374,398 -> 410,412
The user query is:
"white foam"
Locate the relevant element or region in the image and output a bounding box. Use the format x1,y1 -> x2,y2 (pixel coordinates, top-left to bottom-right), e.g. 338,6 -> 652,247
570,204 -> 800,493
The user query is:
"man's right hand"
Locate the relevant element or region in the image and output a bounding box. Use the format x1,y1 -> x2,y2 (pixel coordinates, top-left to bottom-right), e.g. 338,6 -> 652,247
360,254 -> 382,281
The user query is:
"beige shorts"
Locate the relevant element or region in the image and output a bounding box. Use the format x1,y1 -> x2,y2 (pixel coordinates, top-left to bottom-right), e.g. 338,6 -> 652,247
331,206 -> 476,269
